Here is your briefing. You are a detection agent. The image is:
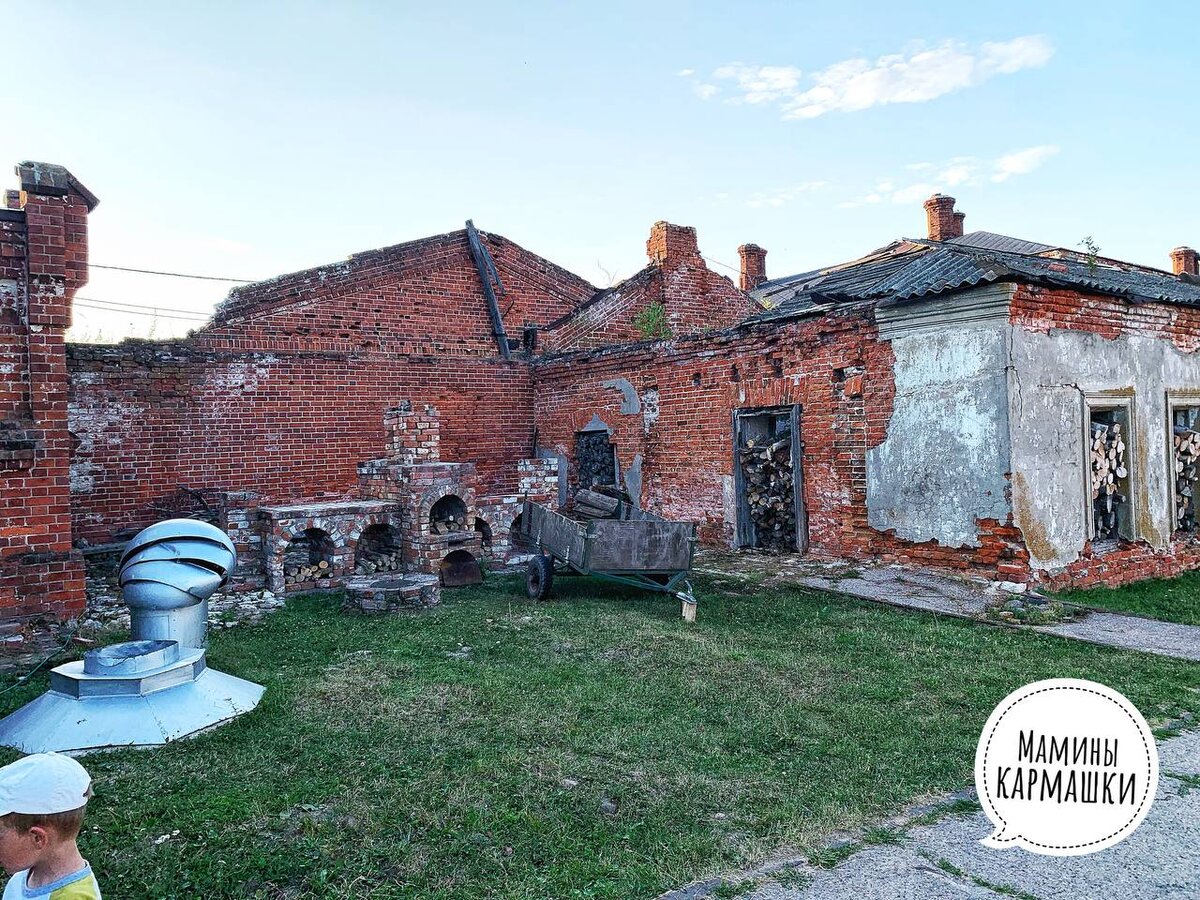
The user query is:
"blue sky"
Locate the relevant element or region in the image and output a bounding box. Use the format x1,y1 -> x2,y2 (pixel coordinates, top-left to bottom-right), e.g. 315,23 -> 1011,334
2,1 -> 1196,339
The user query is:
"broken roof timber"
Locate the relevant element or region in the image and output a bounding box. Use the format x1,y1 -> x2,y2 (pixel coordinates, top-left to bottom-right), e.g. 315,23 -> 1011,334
465,219 -> 511,360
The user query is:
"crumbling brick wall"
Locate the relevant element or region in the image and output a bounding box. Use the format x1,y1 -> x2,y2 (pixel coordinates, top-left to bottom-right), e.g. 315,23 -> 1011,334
541,222 -> 755,351
534,311 -> 885,551
533,308 -> 1036,581
1,165 -> 94,621
68,346 -> 536,546
66,228 -> 589,547
1010,285 -> 1200,588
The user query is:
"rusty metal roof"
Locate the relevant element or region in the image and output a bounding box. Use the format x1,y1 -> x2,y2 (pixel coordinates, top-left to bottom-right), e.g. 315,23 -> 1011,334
749,237 -> 1200,323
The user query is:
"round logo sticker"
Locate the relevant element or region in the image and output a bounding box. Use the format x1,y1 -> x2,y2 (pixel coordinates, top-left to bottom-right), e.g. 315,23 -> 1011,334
975,678 -> 1158,856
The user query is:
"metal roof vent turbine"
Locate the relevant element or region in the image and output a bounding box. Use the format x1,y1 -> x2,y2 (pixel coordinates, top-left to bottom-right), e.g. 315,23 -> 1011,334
0,519 -> 264,754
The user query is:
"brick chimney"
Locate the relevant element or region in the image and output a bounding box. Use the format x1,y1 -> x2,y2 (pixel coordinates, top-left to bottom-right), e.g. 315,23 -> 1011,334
924,193 -> 965,241
647,221 -> 699,268
1170,246 -> 1199,277
737,244 -> 767,291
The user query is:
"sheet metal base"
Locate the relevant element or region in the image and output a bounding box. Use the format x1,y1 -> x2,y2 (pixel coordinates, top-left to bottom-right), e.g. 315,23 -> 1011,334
0,647 -> 264,755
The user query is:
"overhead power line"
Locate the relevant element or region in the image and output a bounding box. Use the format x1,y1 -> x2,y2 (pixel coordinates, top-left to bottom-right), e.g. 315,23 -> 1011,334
74,303 -> 209,323
76,296 -> 214,317
701,254 -> 740,275
90,263 -> 255,283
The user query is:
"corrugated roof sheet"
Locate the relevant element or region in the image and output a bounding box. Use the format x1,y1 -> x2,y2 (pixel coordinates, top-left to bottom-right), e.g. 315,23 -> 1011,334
749,236 -> 1200,324
948,231 -> 1054,255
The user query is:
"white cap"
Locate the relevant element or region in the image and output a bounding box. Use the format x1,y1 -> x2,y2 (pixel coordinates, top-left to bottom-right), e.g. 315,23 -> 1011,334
0,754 -> 92,816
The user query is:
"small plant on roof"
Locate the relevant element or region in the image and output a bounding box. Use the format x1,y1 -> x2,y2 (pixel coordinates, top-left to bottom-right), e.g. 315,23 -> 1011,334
632,302 -> 672,340
1079,235 -> 1101,274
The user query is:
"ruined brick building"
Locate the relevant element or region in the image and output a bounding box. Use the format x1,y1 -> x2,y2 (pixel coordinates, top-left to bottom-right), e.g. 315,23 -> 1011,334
3,161 -> 1199,621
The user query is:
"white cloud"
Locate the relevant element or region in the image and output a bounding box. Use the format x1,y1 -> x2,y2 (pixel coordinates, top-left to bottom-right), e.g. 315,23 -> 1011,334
704,35 -> 1053,120
889,183 -> 938,205
744,181 -> 828,209
840,145 -> 1058,207
991,144 -> 1060,182
694,83 -> 719,100
979,35 -> 1055,75
677,68 -> 695,77
711,63 -> 804,105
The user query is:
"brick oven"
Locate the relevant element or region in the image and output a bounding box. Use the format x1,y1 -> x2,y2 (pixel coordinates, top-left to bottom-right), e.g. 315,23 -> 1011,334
358,403 -> 484,581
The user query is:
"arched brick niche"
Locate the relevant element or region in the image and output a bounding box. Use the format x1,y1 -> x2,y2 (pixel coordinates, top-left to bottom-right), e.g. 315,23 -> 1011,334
259,500 -> 399,593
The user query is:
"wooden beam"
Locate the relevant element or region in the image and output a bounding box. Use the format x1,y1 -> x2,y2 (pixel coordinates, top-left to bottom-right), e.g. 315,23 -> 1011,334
465,219 -> 511,360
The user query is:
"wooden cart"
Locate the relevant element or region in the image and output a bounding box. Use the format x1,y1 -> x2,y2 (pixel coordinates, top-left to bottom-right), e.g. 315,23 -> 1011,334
514,500 -> 698,620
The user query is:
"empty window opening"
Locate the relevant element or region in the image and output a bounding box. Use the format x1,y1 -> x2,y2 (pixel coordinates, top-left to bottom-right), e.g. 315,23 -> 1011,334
1087,405 -> 1132,543
1172,406 -> 1200,536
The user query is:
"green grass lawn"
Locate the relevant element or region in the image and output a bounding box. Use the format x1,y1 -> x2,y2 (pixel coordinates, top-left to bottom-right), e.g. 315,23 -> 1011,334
4,574 -> 1200,899
1059,571 -> 1200,625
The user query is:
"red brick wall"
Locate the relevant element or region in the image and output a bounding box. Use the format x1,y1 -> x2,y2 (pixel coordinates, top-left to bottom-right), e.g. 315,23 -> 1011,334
201,229 -> 594,355
1,170 -> 92,622
1039,540 -> 1200,592
67,228 -> 594,546
1011,285 -> 1200,353
533,312 -> 1032,581
542,222 -> 755,351
1,212 -> 26,422
68,345 -> 534,545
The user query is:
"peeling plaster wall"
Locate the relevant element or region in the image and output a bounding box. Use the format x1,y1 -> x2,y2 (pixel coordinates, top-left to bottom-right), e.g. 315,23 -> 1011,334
1008,327 -> 1200,570
867,289 -> 1013,548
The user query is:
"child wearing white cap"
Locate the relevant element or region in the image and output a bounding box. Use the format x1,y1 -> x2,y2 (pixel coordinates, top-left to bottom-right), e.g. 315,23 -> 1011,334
0,754 -> 100,899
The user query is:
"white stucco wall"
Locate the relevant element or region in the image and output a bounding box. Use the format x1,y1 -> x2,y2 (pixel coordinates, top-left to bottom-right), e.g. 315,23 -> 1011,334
867,287 -> 1014,548
1007,327 -> 1200,570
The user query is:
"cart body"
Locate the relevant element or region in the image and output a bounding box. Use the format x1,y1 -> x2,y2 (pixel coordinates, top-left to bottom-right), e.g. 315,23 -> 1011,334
515,500 -> 698,612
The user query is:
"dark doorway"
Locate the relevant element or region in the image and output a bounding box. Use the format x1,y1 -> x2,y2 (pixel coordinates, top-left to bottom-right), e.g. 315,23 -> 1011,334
733,406 -> 807,552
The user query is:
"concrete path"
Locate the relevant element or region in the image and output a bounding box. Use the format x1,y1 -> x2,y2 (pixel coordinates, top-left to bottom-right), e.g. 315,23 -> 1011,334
1033,612 -> 1200,663
663,729 -> 1200,900
797,567 -> 1200,663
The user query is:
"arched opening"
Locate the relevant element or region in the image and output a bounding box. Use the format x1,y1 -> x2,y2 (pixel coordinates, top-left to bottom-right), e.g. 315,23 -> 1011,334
283,527 -> 336,589
440,548 -> 482,587
474,518 -> 493,554
510,513 -> 532,552
429,495 -> 468,535
355,523 -> 403,574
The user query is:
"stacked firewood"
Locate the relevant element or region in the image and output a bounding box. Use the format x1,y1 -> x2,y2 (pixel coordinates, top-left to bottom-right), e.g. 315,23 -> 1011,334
1174,426 -> 1200,534
355,548 -> 402,575
741,436 -> 796,551
574,487 -> 627,520
285,558 -> 331,587
430,513 -> 468,535
577,432 -> 616,489
1090,421 -> 1127,540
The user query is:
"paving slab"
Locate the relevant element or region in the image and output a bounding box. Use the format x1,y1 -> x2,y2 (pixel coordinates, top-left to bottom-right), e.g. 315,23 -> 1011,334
1035,612 -> 1200,662
744,846 -> 995,899
796,565 -> 1200,664
686,729 -> 1200,900
797,569 -> 990,619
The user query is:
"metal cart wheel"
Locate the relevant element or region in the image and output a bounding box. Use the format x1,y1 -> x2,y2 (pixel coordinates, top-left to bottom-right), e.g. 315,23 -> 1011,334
526,554 -> 555,601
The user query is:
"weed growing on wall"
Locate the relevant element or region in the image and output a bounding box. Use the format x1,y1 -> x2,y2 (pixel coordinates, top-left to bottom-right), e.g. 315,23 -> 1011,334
633,301 -> 673,340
